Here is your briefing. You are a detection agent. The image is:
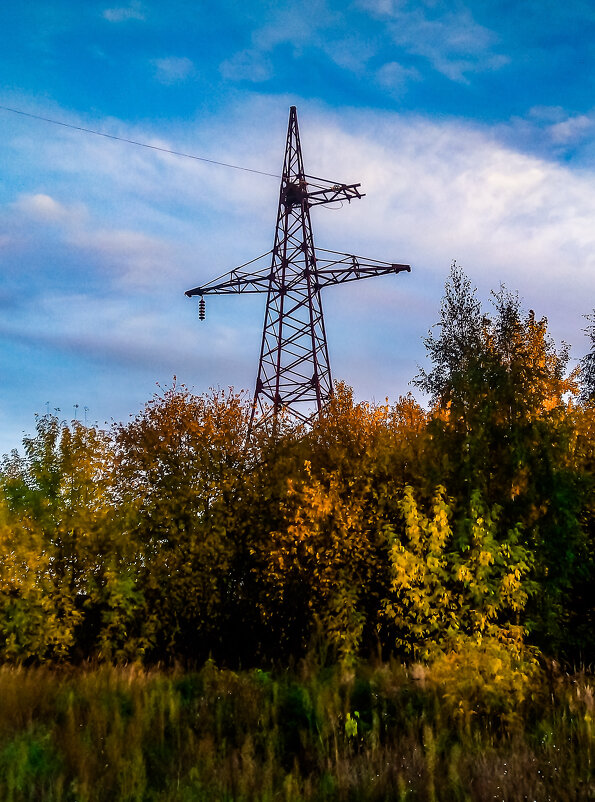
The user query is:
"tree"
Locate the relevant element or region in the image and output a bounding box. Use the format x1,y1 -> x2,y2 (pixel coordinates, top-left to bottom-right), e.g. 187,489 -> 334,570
415,264 -> 577,504
414,262 -> 486,412
0,415 -> 118,661
256,386 -> 436,664
112,383 -> 250,663
414,264 -> 588,655
579,311 -> 595,403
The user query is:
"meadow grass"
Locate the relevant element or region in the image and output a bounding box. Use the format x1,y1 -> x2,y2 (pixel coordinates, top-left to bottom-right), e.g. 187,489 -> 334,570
0,656 -> 592,801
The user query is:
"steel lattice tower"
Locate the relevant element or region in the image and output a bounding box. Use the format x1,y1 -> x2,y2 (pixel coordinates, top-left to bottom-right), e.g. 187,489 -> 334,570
186,106 -> 410,430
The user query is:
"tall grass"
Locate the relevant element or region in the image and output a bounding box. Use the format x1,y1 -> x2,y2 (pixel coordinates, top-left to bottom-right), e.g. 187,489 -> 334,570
0,657 -> 593,801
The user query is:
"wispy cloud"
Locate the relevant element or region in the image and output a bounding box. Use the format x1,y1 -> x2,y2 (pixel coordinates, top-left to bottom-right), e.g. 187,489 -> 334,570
548,114 -> 594,146
494,107 -> 595,162
6,190 -> 182,294
13,193 -> 85,224
102,2 -> 145,22
220,50 -> 273,83
0,288 -> 257,387
221,0 -> 375,82
251,0 -> 337,51
3,97 -> 595,454
68,227 -> 182,291
218,0 -> 505,91
359,0 -> 508,82
152,56 -> 195,85
376,61 -> 421,94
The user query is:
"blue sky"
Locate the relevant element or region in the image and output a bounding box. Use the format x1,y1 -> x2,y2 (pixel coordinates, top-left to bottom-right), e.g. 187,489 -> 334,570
2,0 -> 595,452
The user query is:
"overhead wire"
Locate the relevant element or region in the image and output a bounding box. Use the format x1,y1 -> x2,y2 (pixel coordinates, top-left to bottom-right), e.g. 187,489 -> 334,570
0,103 -> 281,178
0,105 -> 369,199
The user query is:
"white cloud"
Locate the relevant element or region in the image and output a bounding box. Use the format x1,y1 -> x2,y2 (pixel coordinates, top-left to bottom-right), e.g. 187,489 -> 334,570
252,0 -> 337,51
4,98 -> 595,441
358,0 -> 508,82
221,1 -> 373,81
13,193 -> 76,223
220,50 -> 273,83
0,289 -> 256,385
7,192 -> 182,294
493,107 -> 595,163
527,106 -> 567,124
103,2 -> 144,22
304,110 -> 595,354
68,227 -> 182,290
376,61 -> 421,93
548,114 -> 594,145
321,34 -> 379,74
152,56 -> 195,85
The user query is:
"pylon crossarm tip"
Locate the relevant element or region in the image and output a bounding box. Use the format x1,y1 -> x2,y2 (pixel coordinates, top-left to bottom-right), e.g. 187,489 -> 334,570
185,250 -> 274,297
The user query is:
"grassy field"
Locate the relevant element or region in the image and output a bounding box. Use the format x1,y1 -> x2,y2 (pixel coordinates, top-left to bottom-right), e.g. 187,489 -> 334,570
0,653 -> 593,801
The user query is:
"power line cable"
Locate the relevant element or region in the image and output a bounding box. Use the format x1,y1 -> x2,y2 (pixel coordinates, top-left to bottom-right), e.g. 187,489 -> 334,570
0,104 -> 281,178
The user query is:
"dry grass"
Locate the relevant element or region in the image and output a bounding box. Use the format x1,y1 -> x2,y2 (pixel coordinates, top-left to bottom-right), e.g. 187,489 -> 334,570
0,657 -> 593,801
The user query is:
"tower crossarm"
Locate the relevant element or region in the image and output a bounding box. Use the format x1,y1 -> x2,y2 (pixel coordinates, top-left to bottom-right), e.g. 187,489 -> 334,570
185,251 -> 273,296
311,248 -> 410,290
185,248 -> 410,297
302,175 -> 364,207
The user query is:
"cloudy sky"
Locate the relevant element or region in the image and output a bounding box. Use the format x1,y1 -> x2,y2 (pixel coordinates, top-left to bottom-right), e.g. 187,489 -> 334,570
1,0 -> 595,452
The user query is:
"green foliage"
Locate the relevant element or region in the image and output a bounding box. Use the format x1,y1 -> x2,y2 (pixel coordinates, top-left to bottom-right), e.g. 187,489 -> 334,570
580,310 -> 595,403
0,661 -> 592,801
425,636 -> 540,727
0,416 -> 116,661
415,265 -> 577,507
414,263 -> 591,658
414,262 -> 485,408
0,268 -> 593,667
111,383 -> 251,662
383,486 -> 534,658
264,458 -> 375,663
0,725 -> 61,801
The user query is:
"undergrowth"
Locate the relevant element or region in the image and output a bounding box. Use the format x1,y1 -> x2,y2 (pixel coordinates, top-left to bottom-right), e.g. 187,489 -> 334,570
0,650 -> 593,801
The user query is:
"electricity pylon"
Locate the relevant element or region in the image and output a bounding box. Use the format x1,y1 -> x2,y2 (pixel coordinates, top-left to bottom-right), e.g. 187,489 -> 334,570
186,106 -> 410,431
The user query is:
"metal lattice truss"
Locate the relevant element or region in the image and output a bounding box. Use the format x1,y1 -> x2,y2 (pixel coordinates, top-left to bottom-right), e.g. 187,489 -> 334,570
184,248 -> 410,296
186,106 -> 411,429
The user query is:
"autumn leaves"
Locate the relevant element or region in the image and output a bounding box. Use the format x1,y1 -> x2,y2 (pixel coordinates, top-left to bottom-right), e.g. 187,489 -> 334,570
0,266 -> 593,667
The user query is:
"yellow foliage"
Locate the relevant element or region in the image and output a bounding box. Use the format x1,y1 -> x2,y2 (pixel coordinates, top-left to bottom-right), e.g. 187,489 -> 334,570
265,462 -> 375,662
383,486 -> 534,659
425,632 -> 540,728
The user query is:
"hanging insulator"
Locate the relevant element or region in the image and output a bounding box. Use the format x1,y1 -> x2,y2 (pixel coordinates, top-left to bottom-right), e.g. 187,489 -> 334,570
198,298 -> 206,320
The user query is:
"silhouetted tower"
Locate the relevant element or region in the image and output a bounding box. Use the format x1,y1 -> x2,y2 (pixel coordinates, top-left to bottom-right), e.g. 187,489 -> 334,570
186,106 -> 410,430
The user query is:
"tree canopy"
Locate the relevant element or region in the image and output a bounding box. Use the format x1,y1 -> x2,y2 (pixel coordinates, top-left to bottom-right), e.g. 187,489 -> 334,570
1,267 -> 593,667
